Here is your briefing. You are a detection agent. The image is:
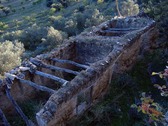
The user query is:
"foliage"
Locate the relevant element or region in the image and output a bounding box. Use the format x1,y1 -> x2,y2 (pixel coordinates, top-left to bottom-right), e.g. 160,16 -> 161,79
19,24 -> 47,50
152,67 -> 168,81
152,65 -> 168,96
52,7 -> 105,36
0,40 -> 24,77
97,0 -> 104,4
130,63 -> 168,125
142,0 -> 168,38
64,18 -> 77,36
121,0 -> 139,16
32,0 -> 43,5
45,26 -> 67,48
51,3 -> 63,11
49,7 -> 56,15
154,84 -> 168,97
0,4 -> 10,16
1,24 -> 67,54
1,30 -> 23,41
0,21 -> 8,30
2,7 -> 10,15
131,92 -> 164,124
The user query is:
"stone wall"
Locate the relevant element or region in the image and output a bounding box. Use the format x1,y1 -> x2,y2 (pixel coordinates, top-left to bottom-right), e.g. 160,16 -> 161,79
36,17 -> 157,126
0,16 -> 158,126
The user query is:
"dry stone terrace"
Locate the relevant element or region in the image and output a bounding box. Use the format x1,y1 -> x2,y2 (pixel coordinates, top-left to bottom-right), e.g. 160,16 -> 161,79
0,16 -> 157,126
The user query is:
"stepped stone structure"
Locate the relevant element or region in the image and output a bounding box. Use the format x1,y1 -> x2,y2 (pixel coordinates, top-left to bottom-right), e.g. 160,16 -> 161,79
0,16 -> 157,126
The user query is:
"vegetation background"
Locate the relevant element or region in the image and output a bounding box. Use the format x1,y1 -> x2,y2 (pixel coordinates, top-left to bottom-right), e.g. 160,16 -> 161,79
0,0 -> 168,125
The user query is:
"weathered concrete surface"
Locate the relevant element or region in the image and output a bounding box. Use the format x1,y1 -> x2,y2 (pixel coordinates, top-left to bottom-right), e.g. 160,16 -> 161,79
0,16 -> 158,126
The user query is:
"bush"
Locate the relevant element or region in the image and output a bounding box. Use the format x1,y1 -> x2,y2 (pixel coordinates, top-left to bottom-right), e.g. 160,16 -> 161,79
64,19 -> 77,36
84,9 -> 104,27
19,24 -> 47,50
49,7 -> 56,15
46,26 -> 67,46
2,7 -> 10,16
121,0 -> 139,16
0,40 -> 24,76
51,3 -> 63,11
1,30 -> 23,41
142,0 -> 168,39
2,25 -> 47,50
75,12 -> 86,32
0,21 -> 8,30
46,0 -> 53,7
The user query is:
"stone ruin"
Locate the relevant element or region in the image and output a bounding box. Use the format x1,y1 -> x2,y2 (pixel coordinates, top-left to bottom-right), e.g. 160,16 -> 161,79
0,16 -> 158,126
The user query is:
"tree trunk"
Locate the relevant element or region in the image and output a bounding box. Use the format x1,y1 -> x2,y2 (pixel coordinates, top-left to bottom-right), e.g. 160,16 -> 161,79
116,0 -> 122,17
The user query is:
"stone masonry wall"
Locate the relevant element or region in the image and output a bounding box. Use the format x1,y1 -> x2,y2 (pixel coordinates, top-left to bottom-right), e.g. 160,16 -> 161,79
36,17 -> 158,126
0,16 -> 158,126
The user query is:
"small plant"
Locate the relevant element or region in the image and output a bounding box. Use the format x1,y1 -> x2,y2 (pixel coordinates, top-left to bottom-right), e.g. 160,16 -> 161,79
154,84 -> 168,97
152,65 -> 168,96
152,67 -> 168,80
131,92 -> 164,124
130,62 -> 168,125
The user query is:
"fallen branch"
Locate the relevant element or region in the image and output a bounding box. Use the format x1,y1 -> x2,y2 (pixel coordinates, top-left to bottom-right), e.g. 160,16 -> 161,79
30,58 -> 79,75
51,58 -> 89,69
5,87 -> 32,126
0,109 -> 10,126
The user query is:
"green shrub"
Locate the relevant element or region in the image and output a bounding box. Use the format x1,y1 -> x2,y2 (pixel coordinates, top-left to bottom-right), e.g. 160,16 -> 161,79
142,0 -> 168,39
46,26 -> 67,47
51,3 -> 63,11
121,0 -> 139,16
64,19 -> 77,36
49,15 -> 62,23
12,9 -> 16,12
1,30 -> 23,41
32,0 -> 42,5
49,8 -> 56,15
0,40 -> 24,76
84,9 -> 104,27
0,21 -> 8,30
75,12 -> 86,32
1,25 -> 47,50
2,7 -> 10,16
97,0 -> 104,4
20,25 -> 47,50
